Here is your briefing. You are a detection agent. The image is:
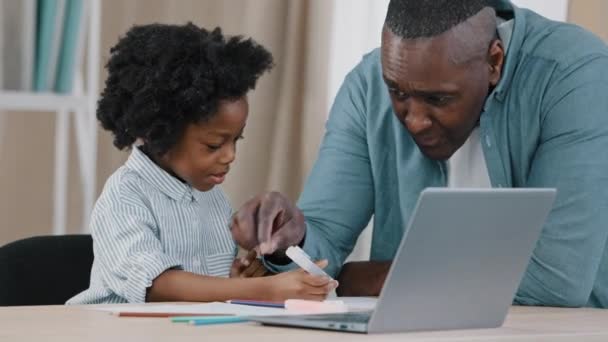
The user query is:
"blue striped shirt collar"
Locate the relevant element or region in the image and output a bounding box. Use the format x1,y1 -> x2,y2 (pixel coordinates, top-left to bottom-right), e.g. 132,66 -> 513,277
126,146 -> 193,202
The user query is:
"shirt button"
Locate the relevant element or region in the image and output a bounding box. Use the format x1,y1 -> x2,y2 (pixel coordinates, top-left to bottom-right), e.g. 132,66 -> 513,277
485,135 -> 492,148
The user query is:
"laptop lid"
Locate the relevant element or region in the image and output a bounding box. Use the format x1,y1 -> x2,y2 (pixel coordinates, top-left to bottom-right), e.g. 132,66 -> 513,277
367,188 -> 556,333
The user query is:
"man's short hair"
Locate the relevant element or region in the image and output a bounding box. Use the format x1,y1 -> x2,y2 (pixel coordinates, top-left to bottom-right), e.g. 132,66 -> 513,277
385,0 -> 490,39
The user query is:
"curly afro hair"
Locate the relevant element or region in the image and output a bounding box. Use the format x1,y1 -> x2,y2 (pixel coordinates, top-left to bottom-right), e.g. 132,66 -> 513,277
97,23 -> 274,156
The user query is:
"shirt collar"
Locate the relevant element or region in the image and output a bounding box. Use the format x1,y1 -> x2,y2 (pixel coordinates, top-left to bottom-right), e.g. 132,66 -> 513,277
497,18 -> 514,56
125,146 -> 194,202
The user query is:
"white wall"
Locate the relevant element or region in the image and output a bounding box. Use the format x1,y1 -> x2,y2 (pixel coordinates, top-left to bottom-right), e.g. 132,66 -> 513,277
325,0 -> 569,262
327,0 -> 389,112
511,0 -> 569,21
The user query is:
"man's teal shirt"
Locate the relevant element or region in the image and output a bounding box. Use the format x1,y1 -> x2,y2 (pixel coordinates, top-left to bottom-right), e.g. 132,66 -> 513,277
270,2 -> 608,308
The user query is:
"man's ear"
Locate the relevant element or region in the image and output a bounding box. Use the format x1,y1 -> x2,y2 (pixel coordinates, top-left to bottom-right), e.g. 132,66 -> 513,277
487,39 -> 504,87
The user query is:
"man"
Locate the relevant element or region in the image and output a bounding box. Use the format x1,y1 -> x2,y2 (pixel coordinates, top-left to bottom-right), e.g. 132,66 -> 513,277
231,0 -> 608,307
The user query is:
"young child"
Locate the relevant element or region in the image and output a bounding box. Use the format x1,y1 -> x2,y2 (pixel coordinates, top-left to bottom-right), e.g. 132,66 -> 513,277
67,23 -> 337,304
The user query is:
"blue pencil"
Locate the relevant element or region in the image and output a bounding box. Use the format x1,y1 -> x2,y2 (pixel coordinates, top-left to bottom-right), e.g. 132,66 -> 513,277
188,316 -> 249,326
171,315 -> 233,323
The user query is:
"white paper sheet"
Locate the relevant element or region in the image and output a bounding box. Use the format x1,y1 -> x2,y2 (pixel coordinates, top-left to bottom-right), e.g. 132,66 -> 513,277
90,297 -> 378,316
91,302 -> 292,316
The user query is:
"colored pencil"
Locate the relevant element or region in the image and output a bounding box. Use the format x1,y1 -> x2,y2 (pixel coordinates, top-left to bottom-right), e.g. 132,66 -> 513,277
114,312 -> 233,318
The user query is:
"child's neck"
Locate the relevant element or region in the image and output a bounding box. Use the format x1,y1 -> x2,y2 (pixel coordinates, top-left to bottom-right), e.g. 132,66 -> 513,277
140,145 -> 188,184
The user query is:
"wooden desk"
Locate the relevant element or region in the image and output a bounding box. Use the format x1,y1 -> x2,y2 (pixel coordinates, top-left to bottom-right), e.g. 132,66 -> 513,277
0,305 -> 606,342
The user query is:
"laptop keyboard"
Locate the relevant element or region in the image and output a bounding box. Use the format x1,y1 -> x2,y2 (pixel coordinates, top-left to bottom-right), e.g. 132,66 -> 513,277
301,311 -> 373,323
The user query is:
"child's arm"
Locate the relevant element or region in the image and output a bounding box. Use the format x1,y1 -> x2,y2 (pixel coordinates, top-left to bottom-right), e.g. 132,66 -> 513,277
91,182 -> 336,303
147,260 -> 337,302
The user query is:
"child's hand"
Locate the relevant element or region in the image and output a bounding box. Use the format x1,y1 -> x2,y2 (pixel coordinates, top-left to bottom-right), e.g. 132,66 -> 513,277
230,250 -> 268,278
266,260 -> 339,301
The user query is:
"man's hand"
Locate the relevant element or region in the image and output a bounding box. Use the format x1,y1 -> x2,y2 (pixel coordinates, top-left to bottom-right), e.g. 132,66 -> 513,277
231,192 -> 306,255
336,261 -> 391,296
230,250 -> 268,278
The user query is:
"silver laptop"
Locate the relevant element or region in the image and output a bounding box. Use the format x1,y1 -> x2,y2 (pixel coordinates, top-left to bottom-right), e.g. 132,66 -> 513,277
252,188 -> 556,334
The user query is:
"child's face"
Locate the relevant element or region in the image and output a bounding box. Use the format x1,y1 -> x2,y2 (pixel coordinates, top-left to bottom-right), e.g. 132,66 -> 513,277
159,97 -> 248,192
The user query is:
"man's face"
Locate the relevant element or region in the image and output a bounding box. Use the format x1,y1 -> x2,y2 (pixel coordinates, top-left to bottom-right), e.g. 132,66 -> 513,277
381,27 -> 501,160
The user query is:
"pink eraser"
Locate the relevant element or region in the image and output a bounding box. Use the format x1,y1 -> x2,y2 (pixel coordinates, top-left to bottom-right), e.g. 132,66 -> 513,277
284,299 -> 348,313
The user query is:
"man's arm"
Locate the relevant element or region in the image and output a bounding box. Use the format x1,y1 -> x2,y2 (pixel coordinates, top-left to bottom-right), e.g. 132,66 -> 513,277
266,67 -> 376,278
515,58 -> 608,307
335,261 -> 391,296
